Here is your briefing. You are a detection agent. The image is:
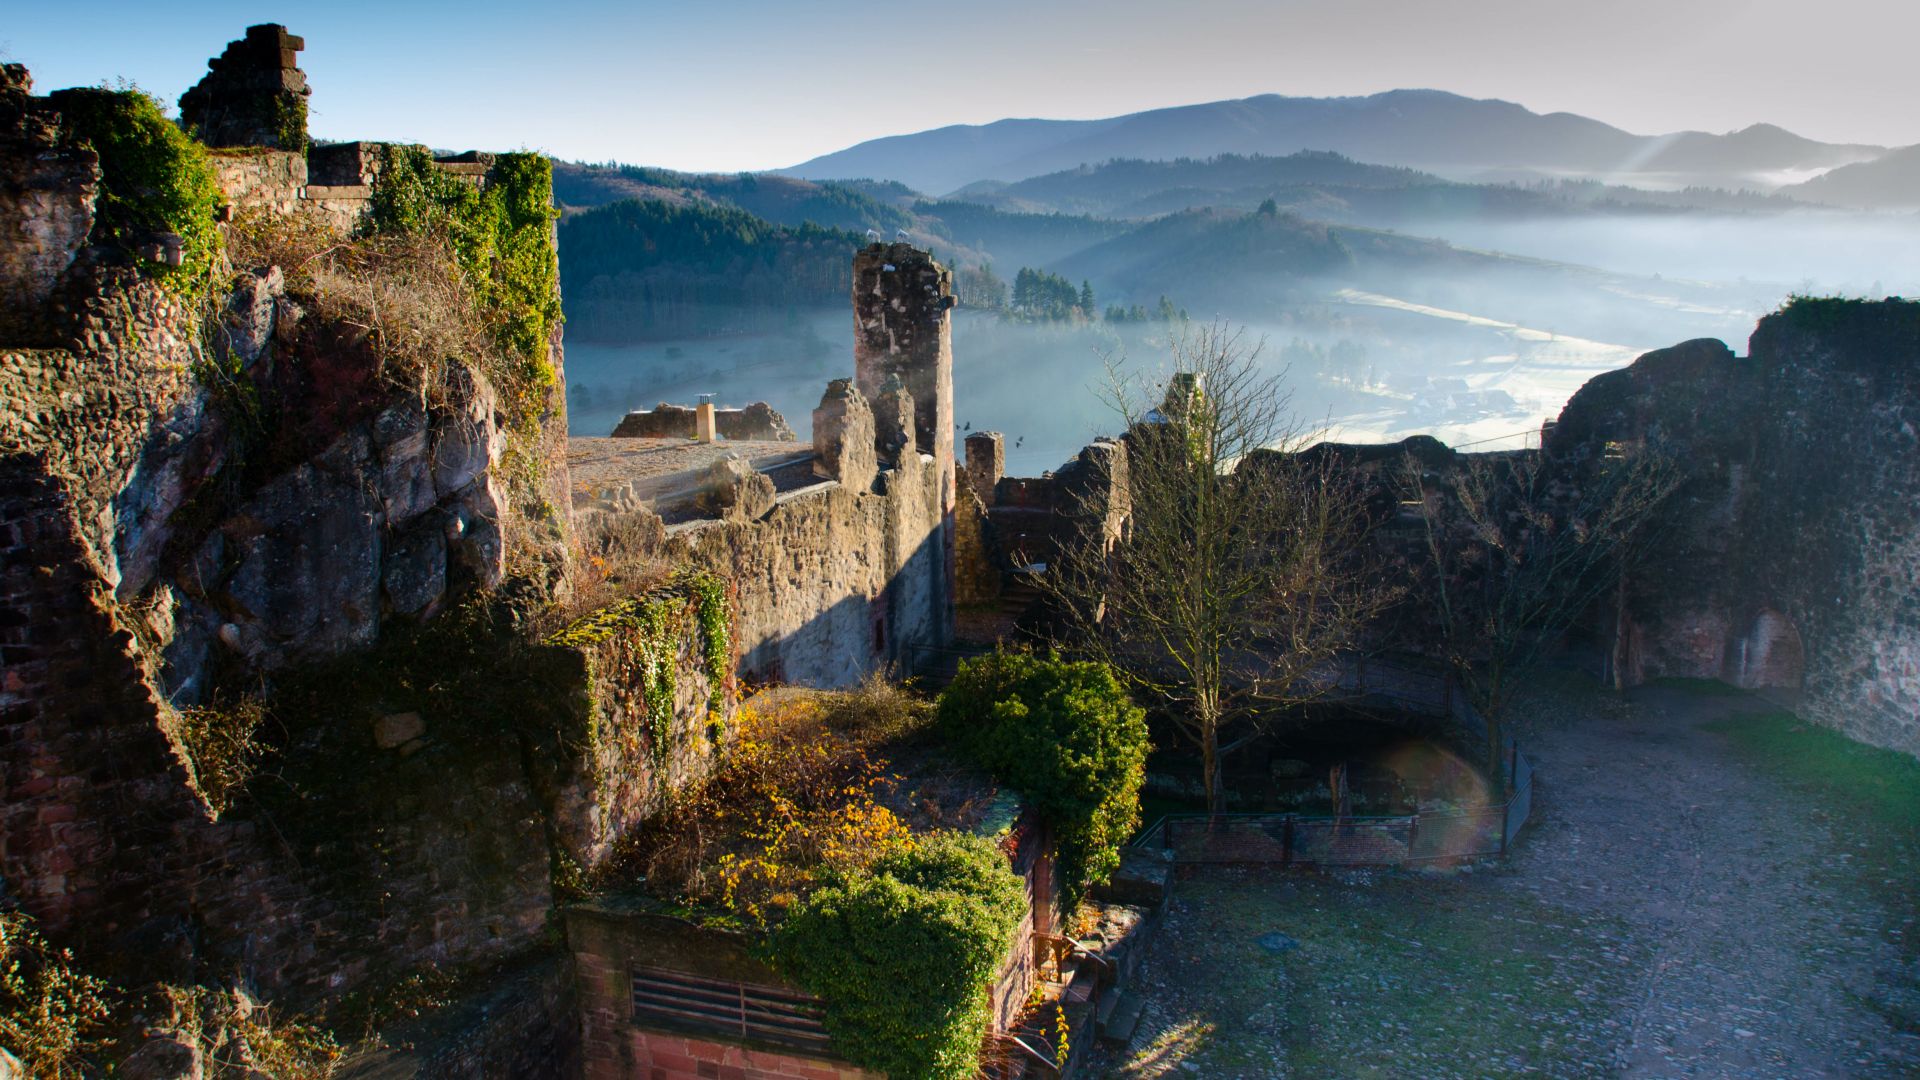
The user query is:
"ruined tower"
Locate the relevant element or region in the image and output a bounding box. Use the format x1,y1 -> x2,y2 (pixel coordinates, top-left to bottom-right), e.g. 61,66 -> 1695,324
179,24 -> 311,150
853,242 -> 957,642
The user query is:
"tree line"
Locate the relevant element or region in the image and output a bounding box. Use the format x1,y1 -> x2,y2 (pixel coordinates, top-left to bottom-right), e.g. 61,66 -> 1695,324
558,199 -> 860,341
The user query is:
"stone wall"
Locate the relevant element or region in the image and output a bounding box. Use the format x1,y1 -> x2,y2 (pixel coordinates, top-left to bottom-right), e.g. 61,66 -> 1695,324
0,64 -> 97,347
852,243 -> 955,647
663,414 -> 946,688
1548,302 -> 1920,756
337,952 -> 580,1080
179,24 -> 310,150
610,401 -> 795,441
532,587 -> 738,874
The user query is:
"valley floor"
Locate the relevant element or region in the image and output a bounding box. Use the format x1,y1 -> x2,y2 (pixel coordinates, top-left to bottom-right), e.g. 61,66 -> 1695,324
1098,676 -> 1920,1078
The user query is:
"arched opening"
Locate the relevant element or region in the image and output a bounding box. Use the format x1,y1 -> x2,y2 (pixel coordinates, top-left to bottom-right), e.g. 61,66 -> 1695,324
1731,608 -> 1804,689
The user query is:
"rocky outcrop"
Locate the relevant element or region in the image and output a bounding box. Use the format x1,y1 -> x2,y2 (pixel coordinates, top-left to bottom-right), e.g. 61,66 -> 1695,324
0,42 -> 577,1008
699,453 -> 777,522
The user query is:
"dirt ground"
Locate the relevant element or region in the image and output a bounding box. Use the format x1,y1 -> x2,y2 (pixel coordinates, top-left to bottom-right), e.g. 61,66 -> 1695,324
1097,676 -> 1920,1078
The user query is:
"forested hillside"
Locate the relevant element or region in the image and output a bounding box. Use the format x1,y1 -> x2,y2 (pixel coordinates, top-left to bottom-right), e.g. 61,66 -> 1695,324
559,199 -> 863,340
553,161 -> 919,234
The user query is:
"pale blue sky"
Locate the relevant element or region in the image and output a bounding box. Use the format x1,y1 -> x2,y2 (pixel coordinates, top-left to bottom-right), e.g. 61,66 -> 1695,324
5,0 -> 1915,172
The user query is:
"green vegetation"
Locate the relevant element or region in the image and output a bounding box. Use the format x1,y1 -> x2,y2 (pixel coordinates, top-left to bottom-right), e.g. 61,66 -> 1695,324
939,649 -> 1149,905
953,262 -> 1009,310
368,145 -> 562,431
47,87 -> 222,300
551,162 -> 917,234
771,832 -> 1027,1080
547,571 -> 735,762
558,198 -> 860,340
1780,294 -> 1877,330
1103,294 -> 1186,324
1010,267 -> 1090,321
1705,710 -> 1920,835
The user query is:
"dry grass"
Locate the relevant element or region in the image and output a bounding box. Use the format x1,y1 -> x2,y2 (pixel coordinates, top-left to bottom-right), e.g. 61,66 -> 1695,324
546,509 -> 673,634
818,671 -> 935,744
0,911 -> 116,1079
224,210 -> 486,405
159,984 -> 342,1079
166,696 -> 268,817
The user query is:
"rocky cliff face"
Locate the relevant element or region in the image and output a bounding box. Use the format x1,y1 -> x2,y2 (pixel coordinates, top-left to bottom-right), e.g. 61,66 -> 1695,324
0,41 -> 584,1013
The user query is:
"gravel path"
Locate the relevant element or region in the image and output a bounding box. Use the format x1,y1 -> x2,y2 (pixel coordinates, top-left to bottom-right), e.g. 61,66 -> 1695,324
1506,680 -> 1917,1077
1101,677 -> 1919,1078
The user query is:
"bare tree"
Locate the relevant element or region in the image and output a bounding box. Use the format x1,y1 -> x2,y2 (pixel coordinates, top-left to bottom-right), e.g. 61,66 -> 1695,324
1040,323 -> 1386,813
1405,443 -> 1679,787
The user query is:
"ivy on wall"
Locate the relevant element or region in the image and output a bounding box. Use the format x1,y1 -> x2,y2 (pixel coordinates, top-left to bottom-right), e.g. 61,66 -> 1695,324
546,571 -> 735,763
367,145 -> 562,437
47,87 -> 222,302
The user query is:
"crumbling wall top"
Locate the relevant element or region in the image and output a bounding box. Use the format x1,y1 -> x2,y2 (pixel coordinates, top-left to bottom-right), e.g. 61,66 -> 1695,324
179,23 -> 310,151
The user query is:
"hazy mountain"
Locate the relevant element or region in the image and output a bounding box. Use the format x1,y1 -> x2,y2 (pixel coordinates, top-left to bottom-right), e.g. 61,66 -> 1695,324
935,152 -> 1824,224
1050,205 -> 1540,316
1780,144 -> 1920,209
782,90 -> 1885,195
911,201 -> 1129,273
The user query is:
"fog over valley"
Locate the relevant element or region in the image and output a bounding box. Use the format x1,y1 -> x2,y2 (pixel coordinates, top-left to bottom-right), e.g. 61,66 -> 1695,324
556,117 -> 1920,472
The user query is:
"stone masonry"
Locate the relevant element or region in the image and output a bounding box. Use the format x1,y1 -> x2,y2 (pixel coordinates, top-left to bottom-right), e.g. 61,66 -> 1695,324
852,242 -> 956,647
179,24 -> 310,150
610,400 -> 795,441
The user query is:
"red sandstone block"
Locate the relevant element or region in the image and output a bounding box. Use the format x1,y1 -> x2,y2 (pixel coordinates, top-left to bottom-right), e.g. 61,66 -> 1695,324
37,803 -> 76,825
796,1067 -> 840,1080
644,1034 -> 689,1056
686,1040 -> 726,1062
651,1050 -> 698,1074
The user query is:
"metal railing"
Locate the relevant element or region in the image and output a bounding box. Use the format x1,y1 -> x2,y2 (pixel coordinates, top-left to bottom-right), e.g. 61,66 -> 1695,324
1131,656 -> 1537,867
630,965 -> 830,1052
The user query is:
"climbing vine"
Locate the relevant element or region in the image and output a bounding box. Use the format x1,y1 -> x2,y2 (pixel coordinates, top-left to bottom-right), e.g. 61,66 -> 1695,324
47,87 -> 222,302
687,570 -> 732,685
546,571 -> 736,763
367,145 -> 562,435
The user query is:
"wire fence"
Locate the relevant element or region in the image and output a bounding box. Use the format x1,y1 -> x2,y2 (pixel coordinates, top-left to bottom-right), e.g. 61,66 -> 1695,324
1132,657 -> 1537,867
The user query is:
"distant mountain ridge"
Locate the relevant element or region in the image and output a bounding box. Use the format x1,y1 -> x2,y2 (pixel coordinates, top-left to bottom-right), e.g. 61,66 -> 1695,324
782,90 -> 1886,195
1780,144 -> 1920,209
942,151 -> 1824,221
